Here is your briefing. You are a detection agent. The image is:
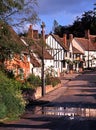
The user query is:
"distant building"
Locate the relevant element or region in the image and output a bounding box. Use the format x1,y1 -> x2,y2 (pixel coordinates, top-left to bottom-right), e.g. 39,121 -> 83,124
46,33 -> 84,74
72,30 -> 96,68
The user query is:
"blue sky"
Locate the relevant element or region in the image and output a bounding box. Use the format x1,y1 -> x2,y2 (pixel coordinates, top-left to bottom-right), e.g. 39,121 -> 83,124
35,0 -> 96,34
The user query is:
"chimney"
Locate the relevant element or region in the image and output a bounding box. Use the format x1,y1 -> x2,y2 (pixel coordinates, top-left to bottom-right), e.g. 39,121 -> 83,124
69,34 -> 73,42
85,30 -> 90,39
41,22 -> 45,41
63,34 -> 67,45
27,25 -> 33,38
33,30 -> 39,39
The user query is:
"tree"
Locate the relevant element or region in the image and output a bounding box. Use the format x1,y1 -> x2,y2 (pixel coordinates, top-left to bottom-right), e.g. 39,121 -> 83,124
91,3 -> 96,34
72,17 -> 85,37
81,11 -> 94,30
0,0 -> 39,69
0,20 -> 27,71
52,20 -> 59,33
54,3 -> 96,37
0,0 -> 39,29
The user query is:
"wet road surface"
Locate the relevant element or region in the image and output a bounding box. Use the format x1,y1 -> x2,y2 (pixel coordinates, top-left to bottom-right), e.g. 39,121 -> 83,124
0,70 -> 96,130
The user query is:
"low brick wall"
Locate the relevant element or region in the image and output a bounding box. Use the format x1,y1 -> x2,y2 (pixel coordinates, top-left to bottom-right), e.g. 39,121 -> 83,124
35,83 -> 61,99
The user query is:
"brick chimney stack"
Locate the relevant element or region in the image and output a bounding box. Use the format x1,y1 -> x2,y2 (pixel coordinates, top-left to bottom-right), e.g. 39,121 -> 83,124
33,30 -> 39,39
85,30 -> 90,39
41,22 -> 45,41
63,34 -> 67,45
27,25 -> 33,39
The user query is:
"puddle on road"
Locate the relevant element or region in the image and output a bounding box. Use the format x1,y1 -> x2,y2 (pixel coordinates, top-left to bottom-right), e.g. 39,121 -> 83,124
38,106 -> 96,119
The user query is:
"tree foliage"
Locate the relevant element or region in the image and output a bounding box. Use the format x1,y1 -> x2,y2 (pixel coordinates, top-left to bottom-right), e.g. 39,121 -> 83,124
0,20 -> 26,63
0,0 -> 39,63
0,0 -> 39,28
54,3 -> 96,37
52,20 -> 59,33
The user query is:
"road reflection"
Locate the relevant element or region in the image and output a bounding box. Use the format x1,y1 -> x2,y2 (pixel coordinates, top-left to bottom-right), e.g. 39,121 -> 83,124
39,106 -> 96,119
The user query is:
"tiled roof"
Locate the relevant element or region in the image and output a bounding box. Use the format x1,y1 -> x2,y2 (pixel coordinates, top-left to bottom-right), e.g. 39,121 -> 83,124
20,39 -> 41,67
73,46 -> 84,54
30,54 -> 41,67
33,39 -> 53,60
90,35 -> 96,49
50,34 -> 68,50
74,37 -> 96,51
23,38 -> 53,60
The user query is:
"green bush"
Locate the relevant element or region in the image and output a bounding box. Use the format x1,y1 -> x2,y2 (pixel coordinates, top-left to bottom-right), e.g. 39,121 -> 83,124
27,74 -> 41,88
0,71 -> 26,120
45,74 -> 61,87
21,74 -> 42,103
20,81 -> 36,104
0,102 -> 7,119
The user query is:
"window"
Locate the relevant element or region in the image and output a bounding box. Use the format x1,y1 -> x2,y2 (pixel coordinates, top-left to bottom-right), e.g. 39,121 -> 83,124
62,60 -> 65,68
69,52 -> 71,58
65,51 -> 67,57
76,54 -> 80,60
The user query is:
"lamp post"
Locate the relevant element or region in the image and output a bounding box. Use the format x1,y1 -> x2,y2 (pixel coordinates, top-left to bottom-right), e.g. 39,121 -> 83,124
41,22 -> 45,96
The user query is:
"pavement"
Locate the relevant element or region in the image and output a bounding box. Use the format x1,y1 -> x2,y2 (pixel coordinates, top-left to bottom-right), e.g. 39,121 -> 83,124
38,72 -> 81,102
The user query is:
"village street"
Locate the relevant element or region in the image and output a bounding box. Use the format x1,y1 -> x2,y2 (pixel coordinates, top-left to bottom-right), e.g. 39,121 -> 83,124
49,70 -> 96,106
0,70 -> 96,130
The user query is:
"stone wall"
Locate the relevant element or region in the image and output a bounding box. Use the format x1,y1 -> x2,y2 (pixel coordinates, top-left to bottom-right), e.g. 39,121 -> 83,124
35,83 -> 61,99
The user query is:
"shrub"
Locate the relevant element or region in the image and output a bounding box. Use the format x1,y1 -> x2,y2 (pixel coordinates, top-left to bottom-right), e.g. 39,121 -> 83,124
27,74 -> 41,88
45,74 -> 61,87
20,74 -> 41,103
0,71 -> 26,120
21,88 -> 36,103
0,102 -> 7,119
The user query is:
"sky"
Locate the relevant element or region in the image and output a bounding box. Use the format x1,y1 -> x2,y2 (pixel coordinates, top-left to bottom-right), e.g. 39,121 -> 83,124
33,0 -> 96,34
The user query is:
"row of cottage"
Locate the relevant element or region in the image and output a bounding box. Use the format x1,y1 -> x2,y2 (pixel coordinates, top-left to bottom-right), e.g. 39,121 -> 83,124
4,23 -> 96,80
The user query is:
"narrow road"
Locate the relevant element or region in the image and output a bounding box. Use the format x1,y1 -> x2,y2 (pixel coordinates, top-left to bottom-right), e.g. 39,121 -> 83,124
0,70 -> 96,130
51,70 -> 96,106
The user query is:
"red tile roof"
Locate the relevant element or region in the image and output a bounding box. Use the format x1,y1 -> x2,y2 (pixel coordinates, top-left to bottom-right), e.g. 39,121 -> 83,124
50,34 -> 68,50
32,39 -> 53,60
23,38 -> 53,60
90,35 -> 96,49
74,37 -> 96,51
30,54 -> 41,67
73,46 -> 84,54
47,34 -> 84,54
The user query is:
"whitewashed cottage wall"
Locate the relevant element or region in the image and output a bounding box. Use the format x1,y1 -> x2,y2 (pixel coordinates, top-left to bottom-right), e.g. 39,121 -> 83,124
46,35 -> 66,73
72,39 -> 96,68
